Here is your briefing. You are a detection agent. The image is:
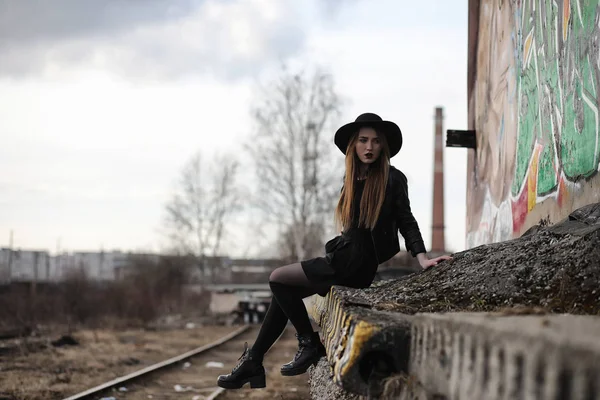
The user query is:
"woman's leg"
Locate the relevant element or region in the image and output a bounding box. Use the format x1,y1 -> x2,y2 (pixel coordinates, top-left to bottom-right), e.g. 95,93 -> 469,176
216,269 -> 320,390
251,285 -> 317,359
268,263 -> 330,376
268,263 -> 329,336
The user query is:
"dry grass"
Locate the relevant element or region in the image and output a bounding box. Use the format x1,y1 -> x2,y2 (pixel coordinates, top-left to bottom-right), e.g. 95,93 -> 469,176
0,254 -> 220,399
0,254 -> 211,332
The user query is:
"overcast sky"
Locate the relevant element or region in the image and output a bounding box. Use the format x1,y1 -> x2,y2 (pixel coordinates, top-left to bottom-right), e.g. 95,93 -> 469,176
0,0 -> 469,257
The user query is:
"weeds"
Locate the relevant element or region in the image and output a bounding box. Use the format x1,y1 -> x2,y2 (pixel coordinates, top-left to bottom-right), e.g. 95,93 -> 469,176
470,296 -> 487,311
0,255 -> 211,332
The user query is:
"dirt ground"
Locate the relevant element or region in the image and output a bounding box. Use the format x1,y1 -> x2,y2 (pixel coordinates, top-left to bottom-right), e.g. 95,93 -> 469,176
101,324 -> 312,400
0,323 -> 240,400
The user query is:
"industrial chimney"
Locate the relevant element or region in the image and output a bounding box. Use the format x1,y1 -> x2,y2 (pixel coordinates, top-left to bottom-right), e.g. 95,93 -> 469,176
431,107 -> 445,252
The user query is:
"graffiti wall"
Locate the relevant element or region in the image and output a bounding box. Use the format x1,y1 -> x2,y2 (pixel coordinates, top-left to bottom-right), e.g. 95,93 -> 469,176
467,0 -> 600,248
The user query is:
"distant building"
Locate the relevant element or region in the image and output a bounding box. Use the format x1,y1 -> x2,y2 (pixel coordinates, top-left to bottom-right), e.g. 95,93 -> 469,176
0,248 -> 155,284
0,247 -> 285,286
0,249 -> 52,283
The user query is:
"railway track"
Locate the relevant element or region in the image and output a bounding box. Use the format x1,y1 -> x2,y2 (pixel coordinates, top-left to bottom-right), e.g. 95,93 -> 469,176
62,325 -> 256,400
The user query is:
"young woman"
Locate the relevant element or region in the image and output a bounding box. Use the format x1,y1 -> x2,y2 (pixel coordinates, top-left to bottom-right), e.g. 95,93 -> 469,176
217,113 -> 452,389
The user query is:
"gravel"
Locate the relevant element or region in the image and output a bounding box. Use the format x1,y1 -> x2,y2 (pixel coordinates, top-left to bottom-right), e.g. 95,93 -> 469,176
351,202 -> 600,315
308,358 -> 363,400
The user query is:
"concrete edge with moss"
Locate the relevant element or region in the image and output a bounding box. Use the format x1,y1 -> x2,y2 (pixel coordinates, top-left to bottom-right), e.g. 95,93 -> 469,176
308,291 -> 600,399
307,286 -> 413,397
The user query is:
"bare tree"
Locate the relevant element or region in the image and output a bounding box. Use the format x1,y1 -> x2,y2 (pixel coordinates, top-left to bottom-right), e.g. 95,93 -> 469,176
163,151 -> 242,281
248,66 -> 343,261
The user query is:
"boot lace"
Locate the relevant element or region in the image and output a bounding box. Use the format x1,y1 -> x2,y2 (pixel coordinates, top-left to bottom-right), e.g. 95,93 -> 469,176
293,346 -> 306,361
292,334 -> 311,361
231,342 -> 250,373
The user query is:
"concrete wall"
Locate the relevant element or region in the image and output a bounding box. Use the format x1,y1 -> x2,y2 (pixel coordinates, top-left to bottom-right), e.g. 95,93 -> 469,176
209,292 -> 240,314
410,313 -> 600,400
467,0 -> 600,248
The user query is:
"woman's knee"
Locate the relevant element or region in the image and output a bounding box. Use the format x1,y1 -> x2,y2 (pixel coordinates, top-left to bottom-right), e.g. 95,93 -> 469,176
269,266 -> 284,283
269,263 -> 310,286
269,263 -> 303,284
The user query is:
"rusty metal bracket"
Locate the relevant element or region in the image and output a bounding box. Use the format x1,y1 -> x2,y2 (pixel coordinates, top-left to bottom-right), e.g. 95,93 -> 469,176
446,129 -> 476,148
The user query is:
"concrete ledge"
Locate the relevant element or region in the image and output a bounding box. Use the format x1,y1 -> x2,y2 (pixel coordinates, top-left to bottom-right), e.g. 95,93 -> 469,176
411,313 -> 600,400
310,288 -> 600,399
308,286 -> 413,396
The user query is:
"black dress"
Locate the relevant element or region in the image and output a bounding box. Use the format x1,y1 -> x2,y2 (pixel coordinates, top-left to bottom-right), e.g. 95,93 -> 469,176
301,179 -> 379,296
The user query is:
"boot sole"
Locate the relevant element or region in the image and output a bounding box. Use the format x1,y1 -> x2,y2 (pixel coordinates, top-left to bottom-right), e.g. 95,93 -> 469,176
280,358 -> 321,376
217,374 -> 266,389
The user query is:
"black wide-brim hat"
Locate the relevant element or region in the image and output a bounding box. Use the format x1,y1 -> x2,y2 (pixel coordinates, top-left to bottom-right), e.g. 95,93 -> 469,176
334,113 -> 403,158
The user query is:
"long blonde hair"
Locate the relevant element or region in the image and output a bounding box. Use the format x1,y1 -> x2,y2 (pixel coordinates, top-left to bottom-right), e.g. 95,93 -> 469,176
334,130 -> 390,231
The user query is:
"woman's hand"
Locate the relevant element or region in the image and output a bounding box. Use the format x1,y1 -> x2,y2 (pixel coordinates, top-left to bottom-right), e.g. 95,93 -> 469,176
417,253 -> 453,270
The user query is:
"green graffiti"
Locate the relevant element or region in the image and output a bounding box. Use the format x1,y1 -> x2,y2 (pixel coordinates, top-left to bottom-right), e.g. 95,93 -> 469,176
512,0 -> 600,197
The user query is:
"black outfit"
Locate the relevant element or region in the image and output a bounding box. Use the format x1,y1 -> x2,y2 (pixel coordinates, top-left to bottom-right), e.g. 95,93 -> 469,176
301,179 -> 378,295
302,166 -> 426,296
219,121 -> 424,388
235,166 -> 426,373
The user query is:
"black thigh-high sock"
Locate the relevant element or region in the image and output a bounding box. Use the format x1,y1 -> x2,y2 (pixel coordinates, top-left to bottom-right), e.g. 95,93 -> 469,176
251,286 -> 317,359
269,281 -> 316,336
250,297 -> 287,360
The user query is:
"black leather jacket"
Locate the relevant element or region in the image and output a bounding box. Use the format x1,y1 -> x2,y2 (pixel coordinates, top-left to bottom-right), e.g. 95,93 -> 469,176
369,166 -> 426,263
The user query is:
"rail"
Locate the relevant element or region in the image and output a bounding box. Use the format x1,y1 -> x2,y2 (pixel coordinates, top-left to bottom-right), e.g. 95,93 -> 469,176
62,325 -> 250,400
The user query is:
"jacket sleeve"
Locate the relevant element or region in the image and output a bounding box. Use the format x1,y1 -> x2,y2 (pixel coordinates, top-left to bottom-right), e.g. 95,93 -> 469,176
394,171 -> 427,257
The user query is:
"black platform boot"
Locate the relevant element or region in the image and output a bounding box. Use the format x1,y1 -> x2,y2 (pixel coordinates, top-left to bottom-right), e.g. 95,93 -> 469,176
280,332 -> 326,376
217,342 -> 266,389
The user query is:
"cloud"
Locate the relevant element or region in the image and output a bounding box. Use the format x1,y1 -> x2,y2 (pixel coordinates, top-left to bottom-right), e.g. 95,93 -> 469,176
316,0 -> 359,18
0,1 -> 197,44
0,0 -> 313,80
